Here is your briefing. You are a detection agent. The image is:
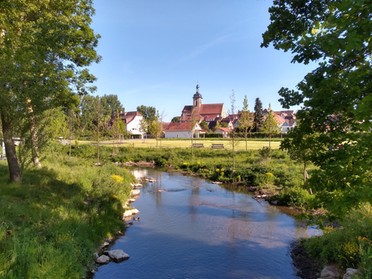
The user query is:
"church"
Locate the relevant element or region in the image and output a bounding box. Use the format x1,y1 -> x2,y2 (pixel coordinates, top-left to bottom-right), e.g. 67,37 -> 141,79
164,84 -> 227,138
180,84 -> 227,123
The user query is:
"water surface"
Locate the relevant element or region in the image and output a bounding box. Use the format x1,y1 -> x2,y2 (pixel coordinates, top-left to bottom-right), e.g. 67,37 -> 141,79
94,169 -> 317,279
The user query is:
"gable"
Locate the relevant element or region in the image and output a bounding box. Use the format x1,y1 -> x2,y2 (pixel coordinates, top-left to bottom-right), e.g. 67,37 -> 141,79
122,111 -> 142,124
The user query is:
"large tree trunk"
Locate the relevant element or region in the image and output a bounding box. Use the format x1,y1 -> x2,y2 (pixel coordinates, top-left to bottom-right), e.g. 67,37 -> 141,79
1,112 -> 21,182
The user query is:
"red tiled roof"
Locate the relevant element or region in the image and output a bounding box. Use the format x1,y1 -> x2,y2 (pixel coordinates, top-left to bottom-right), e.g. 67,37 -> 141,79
199,104 -> 224,115
165,122 -> 194,132
272,113 -> 286,124
122,111 -> 141,124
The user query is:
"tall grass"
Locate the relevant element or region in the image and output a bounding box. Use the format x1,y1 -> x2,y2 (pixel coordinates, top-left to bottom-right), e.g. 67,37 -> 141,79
0,151 -> 134,278
304,203 -> 372,278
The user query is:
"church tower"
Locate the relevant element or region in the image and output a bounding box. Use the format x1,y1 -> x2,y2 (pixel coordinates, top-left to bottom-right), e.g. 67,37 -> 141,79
193,84 -> 203,107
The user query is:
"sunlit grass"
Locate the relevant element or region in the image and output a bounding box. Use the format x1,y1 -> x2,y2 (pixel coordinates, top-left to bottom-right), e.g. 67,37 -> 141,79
78,138 -> 282,150
0,154 -> 134,278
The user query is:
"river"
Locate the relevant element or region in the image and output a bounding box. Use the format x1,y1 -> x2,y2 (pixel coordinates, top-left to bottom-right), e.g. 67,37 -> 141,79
94,169 -> 319,279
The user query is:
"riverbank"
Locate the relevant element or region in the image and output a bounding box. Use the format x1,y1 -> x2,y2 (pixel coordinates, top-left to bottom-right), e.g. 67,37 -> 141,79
1,143 -> 369,278
73,144 -> 369,278
0,154 -> 134,278
291,240 -> 324,279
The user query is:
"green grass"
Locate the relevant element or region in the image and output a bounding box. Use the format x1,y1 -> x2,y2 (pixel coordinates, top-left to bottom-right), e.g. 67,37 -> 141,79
2,142 -> 370,278
304,203 -> 372,278
0,154 -> 134,278
78,138 -> 282,150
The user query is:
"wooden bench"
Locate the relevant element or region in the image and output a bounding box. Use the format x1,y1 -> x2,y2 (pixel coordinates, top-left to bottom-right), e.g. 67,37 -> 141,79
211,144 -> 224,149
191,143 -> 204,148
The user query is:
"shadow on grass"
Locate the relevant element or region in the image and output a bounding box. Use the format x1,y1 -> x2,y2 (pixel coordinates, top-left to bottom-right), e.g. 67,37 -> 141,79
0,163 -> 125,279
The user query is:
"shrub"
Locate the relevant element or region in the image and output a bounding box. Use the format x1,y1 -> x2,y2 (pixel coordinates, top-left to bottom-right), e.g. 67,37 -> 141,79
304,203 -> 372,271
255,172 -> 276,189
259,146 -> 271,158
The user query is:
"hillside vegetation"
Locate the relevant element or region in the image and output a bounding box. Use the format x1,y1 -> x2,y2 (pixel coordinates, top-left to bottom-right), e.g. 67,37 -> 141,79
0,149 -> 134,278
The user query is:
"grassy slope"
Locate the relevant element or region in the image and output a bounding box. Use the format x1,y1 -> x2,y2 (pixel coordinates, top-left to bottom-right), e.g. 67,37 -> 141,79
0,154 -> 133,279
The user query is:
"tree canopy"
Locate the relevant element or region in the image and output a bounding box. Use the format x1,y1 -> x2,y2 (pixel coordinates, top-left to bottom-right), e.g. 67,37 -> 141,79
262,0 -> 371,216
239,95 -> 253,151
137,105 -> 157,122
0,0 -> 100,181
262,106 -> 280,149
253,98 -> 264,132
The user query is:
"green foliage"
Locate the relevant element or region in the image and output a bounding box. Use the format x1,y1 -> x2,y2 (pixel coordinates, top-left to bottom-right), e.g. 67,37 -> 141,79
304,203 -> 372,272
0,154 -> 133,278
273,187 -> 315,208
262,109 -> 280,137
259,146 -> 271,159
253,98 -> 264,132
100,94 -> 124,117
110,146 -> 305,190
0,0 -> 100,181
136,105 -> 157,122
262,0 -> 372,218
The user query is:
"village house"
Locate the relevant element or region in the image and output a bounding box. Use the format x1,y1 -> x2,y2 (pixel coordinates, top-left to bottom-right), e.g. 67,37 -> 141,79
119,111 -> 146,139
164,84 -> 296,138
164,121 -> 202,139
214,127 -> 231,138
263,109 -> 296,133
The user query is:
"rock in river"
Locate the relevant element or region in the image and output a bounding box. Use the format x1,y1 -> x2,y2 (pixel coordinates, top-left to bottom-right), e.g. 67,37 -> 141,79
95,255 -> 110,265
106,249 -> 130,262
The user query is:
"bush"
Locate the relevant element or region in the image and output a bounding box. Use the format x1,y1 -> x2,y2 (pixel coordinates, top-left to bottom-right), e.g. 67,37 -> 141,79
304,203 -> 372,272
274,187 -> 315,208
259,146 -> 271,158
255,172 -> 276,189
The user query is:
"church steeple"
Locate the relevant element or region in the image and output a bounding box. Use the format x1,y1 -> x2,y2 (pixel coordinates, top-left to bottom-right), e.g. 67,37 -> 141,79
193,83 -> 203,107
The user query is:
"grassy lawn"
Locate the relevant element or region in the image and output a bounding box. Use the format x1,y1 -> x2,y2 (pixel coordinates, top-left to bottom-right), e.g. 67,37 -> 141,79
78,138 -> 282,150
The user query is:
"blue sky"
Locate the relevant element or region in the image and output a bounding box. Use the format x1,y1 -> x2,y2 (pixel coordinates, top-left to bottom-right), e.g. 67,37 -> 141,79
89,0 -> 315,121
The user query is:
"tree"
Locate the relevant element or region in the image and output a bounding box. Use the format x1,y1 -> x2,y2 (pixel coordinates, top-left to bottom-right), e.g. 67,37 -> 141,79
280,120 -> 312,182
79,95 -> 101,137
262,0 -> 371,216
171,116 -> 181,123
137,105 -> 157,122
230,90 -> 237,169
253,98 -> 264,132
239,95 -> 253,151
148,111 -> 163,147
262,105 -> 280,149
100,94 -> 124,118
110,111 -> 126,154
79,94 -> 123,138
0,0 -> 100,182
137,105 -> 157,134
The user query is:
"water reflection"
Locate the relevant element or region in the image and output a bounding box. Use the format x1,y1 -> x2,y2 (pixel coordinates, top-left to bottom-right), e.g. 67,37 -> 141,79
95,169 -> 319,279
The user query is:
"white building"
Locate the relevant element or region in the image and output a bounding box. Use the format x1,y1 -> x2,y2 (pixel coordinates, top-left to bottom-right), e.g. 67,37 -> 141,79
121,111 -> 145,139
164,122 -> 202,139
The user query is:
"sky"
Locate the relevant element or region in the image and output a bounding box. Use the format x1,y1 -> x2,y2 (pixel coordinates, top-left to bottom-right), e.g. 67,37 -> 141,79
89,0 -> 316,122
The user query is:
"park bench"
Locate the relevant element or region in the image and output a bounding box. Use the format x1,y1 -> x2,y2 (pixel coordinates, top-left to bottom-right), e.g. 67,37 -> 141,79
211,144 -> 224,149
191,143 -> 204,148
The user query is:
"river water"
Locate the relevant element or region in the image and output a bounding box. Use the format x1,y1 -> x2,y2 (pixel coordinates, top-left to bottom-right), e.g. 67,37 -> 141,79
94,169 -> 319,279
